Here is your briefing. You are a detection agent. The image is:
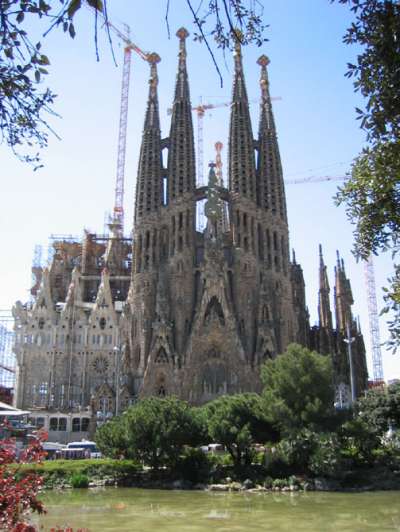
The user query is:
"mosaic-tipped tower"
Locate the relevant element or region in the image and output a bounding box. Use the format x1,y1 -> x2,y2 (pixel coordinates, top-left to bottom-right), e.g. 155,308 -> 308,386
228,38 -> 257,203
256,55 -> 287,221
167,28 -> 196,202
134,53 -> 163,224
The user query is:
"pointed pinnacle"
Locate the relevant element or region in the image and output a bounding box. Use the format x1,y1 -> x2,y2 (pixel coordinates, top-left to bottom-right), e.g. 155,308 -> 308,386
336,249 -> 341,267
148,52 -> 161,65
233,29 -> 243,69
148,53 -> 160,90
176,27 -> 189,40
257,54 -> 270,67
176,28 -> 188,69
319,243 -> 324,262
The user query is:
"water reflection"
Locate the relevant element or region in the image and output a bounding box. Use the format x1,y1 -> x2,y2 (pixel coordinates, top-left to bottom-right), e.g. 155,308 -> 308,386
35,488 -> 400,532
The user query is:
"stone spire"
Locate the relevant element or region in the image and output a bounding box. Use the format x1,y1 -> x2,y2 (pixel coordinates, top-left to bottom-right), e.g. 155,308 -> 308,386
318,245 -> 333,329
256,55 -> 287,220
167,28 -> 196,201
228,38 -> 256,201
334,251 -> 354,332
204,162 -> 224,240
134,53 -> 163,223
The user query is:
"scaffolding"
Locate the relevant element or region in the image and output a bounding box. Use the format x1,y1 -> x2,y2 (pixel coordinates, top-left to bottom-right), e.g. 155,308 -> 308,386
0,309 -> 15,389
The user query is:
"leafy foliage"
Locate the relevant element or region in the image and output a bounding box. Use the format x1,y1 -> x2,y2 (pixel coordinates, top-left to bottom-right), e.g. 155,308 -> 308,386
68,472 -> 89,488
267,429 -> 345,478
123,396 -> 201,468
183,0 -> 268,85
175,447 -> 212,483
338,417 -> 381,467
0,0 -> 105,166
202,393 -> 278,467
382,263 -> 400,351
335,0 -> 400,143
0,426 -> 47,531
337,142 -> 400,260
95,416 -> 127,458
261,344 -> 335,434
356,381 -> 400,432
1,0 -> 267,164
333,0 -> 400,349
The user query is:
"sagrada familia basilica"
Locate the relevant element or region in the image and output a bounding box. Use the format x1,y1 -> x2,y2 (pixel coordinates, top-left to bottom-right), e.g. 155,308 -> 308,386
13,29 -> 368,441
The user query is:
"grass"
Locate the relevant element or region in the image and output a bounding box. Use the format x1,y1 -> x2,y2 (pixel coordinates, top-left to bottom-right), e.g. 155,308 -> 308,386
15,458 -> 141,487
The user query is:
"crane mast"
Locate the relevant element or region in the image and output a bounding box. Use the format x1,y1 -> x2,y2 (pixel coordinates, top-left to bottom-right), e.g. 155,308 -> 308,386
113,37 -> 132,235
89,6 -> 152,236
364,256 -> 384,382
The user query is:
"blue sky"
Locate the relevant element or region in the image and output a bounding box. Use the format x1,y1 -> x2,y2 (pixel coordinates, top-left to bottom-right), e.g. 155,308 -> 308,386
0,0 -> 399,379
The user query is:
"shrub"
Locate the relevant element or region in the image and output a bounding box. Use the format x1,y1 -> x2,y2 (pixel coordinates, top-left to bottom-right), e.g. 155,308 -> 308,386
372,442 -> 400,470
308,434 -> 345,478
339,418 -> 381,468
69,473 -> 89,488
272,477 -> 288,489
263,476 -> 274,489
276,430 -> 319,474
176,448 -> 212,483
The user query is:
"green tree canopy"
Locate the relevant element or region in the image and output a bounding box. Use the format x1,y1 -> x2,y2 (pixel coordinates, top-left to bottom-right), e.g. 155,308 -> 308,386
95,416 -> 127,458
261,344 -> 335,434
356,381 -> 400,433
203,393 -> 278,467
333,0 -> 400,350
123,396 -> 200,468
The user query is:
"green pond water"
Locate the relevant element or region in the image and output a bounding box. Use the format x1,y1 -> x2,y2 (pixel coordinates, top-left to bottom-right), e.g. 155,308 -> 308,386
35,488 -> 400,531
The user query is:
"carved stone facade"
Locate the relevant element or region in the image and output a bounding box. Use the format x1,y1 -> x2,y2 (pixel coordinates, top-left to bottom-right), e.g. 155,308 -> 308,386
13,29 -> 368,439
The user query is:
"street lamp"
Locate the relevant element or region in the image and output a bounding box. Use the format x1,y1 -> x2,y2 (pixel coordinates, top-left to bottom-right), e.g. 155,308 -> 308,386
344,322 -> 356,404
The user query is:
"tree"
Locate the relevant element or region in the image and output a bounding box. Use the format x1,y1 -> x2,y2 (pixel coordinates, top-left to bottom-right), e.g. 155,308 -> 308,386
356,381 -> 400,433
0,426 -> 47,531
0,0 -> 102,167
123,396 -> 200,468
0,0 -> 267,166
202,393 -> 277,467
261,344 -> 335,434
94,416 -> 127,458
333,0 -> 400,349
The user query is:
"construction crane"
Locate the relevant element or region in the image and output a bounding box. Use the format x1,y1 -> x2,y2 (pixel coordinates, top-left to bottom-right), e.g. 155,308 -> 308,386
284,175 -> 347,185
91,8 -> 154,235
364,256 -> 384,382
